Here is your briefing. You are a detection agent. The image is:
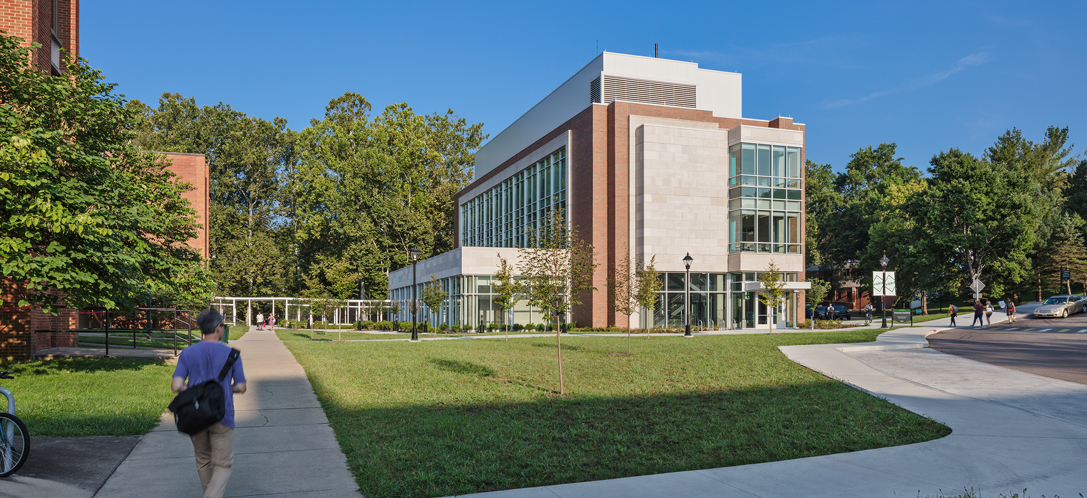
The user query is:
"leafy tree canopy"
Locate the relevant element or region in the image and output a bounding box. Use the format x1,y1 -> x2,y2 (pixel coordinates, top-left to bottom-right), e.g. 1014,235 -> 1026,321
0,33 -> 209,312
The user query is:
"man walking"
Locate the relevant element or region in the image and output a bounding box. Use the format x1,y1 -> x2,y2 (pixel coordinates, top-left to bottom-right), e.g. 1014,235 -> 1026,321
971,299 -> 985,327
949,304 -> 958,326
173,308 -> 247,498
256,311 -> 264,331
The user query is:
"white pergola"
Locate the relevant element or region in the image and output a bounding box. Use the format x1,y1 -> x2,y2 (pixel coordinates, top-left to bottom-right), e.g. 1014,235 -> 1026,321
210,297 -> 394,327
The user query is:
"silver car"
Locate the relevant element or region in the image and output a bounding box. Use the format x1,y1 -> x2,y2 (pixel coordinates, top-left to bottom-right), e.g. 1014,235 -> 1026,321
1033,295 -> 1086,318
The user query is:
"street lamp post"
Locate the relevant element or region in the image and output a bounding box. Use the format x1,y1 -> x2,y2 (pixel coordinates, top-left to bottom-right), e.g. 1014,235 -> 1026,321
410,248 -> 420,342
880,253 -> 889,329
683,253 -> 694,337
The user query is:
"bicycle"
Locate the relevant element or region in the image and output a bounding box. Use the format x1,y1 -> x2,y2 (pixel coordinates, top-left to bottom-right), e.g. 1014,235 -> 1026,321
0,371 -> 30,477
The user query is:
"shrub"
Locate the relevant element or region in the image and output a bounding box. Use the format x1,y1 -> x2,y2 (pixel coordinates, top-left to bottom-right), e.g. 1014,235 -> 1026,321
512,323 -> 523,331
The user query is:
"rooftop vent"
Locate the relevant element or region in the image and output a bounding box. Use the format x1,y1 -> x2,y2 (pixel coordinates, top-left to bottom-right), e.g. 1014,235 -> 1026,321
591,74 -> 696,108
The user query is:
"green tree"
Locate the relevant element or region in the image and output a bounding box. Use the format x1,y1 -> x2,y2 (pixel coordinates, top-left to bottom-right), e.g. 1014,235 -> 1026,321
492,254 -> 522,341
757,261 -> 787,326
634,256 -> 661,339
804,160 -> 840,266
609,252 -> 647,353
0,34 -> 209,313
129,92 -> 296,296
1040,213 -> 1087,295
293,93 -> 485,300
420,274 -> 448,329
805,277 -> 830,308
821,144 -> 923,292
916,149 -> 1041,298
519,209 -> 597,395
986,126 -> 1076,191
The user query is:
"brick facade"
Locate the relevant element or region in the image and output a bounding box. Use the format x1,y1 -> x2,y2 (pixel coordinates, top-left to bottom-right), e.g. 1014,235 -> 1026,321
0,0 -> 79,74
164,152 -> 211,259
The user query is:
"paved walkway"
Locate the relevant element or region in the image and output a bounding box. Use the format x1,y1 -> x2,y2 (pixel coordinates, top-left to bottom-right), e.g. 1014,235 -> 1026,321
448,302 -> 1087,497
93,326 -> 361,497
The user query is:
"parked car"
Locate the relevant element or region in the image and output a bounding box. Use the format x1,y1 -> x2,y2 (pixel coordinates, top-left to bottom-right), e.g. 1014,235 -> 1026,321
815,304 -> 853,320
1033,295 -> 1086,318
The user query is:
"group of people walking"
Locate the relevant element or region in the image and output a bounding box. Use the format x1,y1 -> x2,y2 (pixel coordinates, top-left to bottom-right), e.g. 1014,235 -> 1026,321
948,298 -> 1016,327
255,312 -> 276,331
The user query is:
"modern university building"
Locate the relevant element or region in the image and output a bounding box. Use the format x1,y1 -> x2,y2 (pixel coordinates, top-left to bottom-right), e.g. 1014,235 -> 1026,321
389,52 -> 810,331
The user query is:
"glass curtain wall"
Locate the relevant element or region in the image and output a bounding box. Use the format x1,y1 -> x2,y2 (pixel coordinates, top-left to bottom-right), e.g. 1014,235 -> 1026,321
730,272 -> 799,329
648,273 -> 729,329
391,275 -> 553,328
728,143 -> 803,254
461,147 -> 567,248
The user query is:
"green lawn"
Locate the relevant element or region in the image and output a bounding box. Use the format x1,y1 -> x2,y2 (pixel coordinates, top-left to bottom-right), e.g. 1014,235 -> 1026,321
0,357 -> 175,436
278,329 -> 950,498
280,328 -> 652,342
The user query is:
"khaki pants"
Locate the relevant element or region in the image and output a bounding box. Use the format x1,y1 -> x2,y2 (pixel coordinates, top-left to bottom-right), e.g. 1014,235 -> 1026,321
189,423 -> 234,498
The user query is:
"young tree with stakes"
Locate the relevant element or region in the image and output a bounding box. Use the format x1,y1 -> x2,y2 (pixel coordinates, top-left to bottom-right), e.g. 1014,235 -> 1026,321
758,262 -> 787,327
492,254 -> 522,341
519,210 -> 597,395
635,257 -> 661,340
610,253 -> 660,353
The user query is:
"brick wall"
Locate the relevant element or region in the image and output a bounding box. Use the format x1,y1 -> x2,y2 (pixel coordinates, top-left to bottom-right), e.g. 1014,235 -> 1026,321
0,279 -> 32,362
0,0 -> 78,73
163,153 -> 210,259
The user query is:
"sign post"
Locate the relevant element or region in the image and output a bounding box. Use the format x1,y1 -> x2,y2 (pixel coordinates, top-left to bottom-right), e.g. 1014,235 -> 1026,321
873,266 -> 896,328
969,279 -> 985,301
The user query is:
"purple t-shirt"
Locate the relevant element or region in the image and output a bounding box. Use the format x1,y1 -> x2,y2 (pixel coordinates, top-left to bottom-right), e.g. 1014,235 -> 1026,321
173,341 -> 245,429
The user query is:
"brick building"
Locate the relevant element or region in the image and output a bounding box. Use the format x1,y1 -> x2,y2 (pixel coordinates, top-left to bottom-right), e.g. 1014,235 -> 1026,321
0,0 -> 78,74
389,52 -> 810,331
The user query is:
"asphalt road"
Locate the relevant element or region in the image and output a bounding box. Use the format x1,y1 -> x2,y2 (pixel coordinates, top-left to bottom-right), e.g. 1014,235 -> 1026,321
928,308 -> 1087,385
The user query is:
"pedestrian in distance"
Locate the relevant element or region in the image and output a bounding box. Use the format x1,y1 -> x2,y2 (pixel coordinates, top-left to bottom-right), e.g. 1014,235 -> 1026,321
985,300 -> 994,325
949,304 -> 958,327
173,308 -> 247,498
972,299 -> 985,327
1006,298 -> 1016,323
827,304 -> 836,321
268,313 -> 275,332
256,312 -> 264,331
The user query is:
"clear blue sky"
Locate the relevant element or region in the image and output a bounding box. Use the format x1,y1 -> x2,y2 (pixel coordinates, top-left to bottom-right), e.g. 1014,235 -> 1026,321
84,0 -> 1086,174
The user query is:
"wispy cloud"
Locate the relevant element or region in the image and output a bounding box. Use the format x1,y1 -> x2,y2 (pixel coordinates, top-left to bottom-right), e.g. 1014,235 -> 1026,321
664,36 -> 866,71
823,52 -> 993,109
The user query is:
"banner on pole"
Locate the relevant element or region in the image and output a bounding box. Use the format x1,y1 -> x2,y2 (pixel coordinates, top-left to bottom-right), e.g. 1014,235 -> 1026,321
872,271 -> 896,296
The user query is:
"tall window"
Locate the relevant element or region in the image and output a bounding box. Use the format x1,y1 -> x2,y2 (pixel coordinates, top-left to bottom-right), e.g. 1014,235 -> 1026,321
461,147 -> 567,247
727,143 -> 802,253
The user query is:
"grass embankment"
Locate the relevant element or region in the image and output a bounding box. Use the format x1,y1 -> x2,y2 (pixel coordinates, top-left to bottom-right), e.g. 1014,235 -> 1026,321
278,329 -> 950,498
1,357 -> 175,436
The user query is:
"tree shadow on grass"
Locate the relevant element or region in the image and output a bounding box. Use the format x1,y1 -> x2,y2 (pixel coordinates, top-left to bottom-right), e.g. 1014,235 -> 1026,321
323,383 -> 952,498
429,358 -> 495,378
529,341 -> 584,352
5,357 -> 166,375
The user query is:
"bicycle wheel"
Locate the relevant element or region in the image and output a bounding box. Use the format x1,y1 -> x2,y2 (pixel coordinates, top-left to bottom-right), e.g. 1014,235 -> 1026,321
0,412 -> 29,477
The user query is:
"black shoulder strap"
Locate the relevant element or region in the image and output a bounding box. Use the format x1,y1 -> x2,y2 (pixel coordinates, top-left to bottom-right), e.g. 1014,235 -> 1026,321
215,348 -> 241,383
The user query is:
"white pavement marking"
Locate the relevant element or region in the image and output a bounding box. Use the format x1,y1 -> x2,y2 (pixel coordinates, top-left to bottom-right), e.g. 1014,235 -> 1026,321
1038,328 -> 1053,332
1077,329 -> 1087,334
1004,328 -> 1019,331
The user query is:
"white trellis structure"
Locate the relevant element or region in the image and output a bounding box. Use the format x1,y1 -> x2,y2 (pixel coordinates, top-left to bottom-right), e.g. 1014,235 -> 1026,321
210,297 -> 395,327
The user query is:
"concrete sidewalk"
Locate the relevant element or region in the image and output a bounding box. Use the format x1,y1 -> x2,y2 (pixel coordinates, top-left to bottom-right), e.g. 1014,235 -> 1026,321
93,326 -> 362,497
451,302 -> 1087,497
